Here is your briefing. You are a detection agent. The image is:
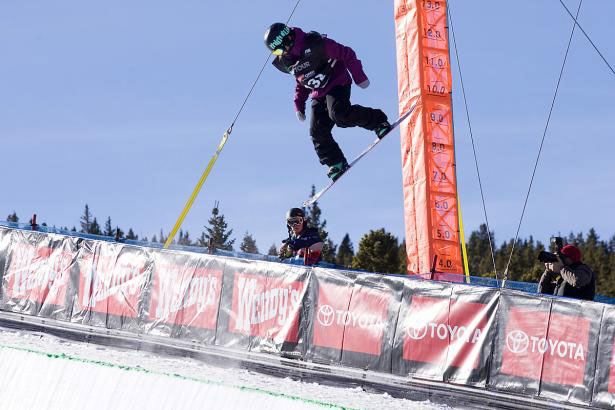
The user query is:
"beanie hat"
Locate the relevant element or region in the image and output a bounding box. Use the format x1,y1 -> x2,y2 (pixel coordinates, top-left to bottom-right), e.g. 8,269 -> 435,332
286,208 -> 305,219
561,245 -> 582,263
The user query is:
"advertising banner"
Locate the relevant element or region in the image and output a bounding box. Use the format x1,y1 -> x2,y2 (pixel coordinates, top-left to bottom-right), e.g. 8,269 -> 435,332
490,291 -> 601,404
443,285 -> 499,386
73,240 -> 152,332
145,250 -> 224,344
1,227 -> 613,407
537,298 -> 602,404
392,279 -> 452,380
0,230 -> 76,320
216,258 -> 309,356
339,274 -> 403,373
489,290 -> 552,395
392,280 -> 496,385
0,227 -> 11,284
306,268 -> 357,364
593,305 -> 615,408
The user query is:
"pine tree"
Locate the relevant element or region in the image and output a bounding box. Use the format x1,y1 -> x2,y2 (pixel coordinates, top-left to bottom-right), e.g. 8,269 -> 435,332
306,185 -> 336,262
336,233 -> 354,267
268,243 -> 278,256
307,186 -> 324,226
197,232 -> 207,247
240,232 -> 259,254
126,228 -> 138,240
80,204 -> 93,233
608,234 -> 615,254
606,237 -> 615,297
104,217 -> 114,237
151,235 -> 158,243
89,217 -> 102,235
177,229 -> 191,245
581,229 -> 609,295
398,239 -> 407,274
322,239 -> 337,263
202,202 -> 235,251
516,237 -> 544,283
466,224 -> 497,277
6,211 -> 18,222
352,228 -> 400,274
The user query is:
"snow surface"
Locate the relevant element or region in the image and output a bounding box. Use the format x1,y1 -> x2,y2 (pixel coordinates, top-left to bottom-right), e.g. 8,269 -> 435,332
0,327 -> 452,410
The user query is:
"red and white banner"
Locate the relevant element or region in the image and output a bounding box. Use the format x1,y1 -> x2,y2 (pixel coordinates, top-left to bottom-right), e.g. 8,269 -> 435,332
0,226 -> 610,408
148,252 -> 222,330
312,281 -> 354,351
394,282 -> 496,385
610,338 -> 615,393
313,282 -> 390,356
501,309 -> 590,385
1,232 -> 74,315
500,307 -> 552,381
492,293 -> 601,405
75,242 -> 150,327
403,296 -> 489,367
227,271 -> 304,342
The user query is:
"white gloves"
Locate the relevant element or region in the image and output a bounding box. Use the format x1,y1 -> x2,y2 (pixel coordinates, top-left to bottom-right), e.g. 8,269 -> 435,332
296,111 -> 306,122
357,79 -> 370,89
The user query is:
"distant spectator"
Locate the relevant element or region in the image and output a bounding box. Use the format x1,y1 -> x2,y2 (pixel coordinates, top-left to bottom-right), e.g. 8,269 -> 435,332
279,208 -> 323,266
538,244 -> 596,301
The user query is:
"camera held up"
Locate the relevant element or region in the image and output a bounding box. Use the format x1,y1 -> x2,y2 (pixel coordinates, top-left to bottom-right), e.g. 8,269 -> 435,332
537,236 -> 564,263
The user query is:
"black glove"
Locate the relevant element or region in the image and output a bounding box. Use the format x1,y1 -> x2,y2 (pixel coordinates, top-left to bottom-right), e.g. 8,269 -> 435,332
282,238 -> 291,244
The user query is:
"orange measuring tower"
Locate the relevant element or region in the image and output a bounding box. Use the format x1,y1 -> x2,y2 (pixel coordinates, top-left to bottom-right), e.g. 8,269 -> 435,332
394,0 -> 463,277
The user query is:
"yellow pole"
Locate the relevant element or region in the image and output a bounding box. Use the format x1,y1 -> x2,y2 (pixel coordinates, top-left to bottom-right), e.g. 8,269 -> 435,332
457,193 -> 471,283
163,130 -> 230,249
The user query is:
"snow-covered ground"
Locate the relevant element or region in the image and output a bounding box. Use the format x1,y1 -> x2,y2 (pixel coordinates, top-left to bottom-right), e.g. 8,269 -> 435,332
0,327 -> 451,410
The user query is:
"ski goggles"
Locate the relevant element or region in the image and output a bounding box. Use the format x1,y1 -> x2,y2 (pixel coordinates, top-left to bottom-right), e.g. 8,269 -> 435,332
286,217 -> 303,226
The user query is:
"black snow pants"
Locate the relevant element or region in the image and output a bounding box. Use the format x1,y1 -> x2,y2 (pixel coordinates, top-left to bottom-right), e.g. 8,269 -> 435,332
309,84 -> 387,167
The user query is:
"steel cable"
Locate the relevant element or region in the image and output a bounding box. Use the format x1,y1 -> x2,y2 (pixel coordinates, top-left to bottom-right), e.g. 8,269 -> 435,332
557,0 -> 615,78
447,5 -> 498,279
229,0 -> 303,130
502,0 -> 583,286
163,0 -> 302,248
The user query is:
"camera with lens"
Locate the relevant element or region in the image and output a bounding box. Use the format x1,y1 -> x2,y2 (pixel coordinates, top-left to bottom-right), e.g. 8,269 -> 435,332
537,236 -> 564,263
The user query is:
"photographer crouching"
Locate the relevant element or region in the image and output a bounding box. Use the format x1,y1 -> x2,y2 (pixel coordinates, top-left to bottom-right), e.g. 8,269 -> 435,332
537,237 -> 596,301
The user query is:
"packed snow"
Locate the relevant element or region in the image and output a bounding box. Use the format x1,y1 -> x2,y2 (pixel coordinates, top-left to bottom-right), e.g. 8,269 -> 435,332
0,327 -> 452,410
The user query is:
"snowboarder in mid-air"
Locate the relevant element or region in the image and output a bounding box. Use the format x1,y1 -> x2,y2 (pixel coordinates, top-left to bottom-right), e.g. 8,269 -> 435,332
264,23 -> 391,181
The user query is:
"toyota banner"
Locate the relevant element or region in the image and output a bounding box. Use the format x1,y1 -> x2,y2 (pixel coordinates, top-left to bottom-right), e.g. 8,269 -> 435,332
392,280 -> 498,386
490,290 -> 602,405
593,305 -> 615,408
0,226 -> 613,408
307,269 -> 402,372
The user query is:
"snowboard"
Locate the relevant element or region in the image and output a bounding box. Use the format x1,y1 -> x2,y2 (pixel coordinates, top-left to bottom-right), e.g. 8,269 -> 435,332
302,105 -> 416,207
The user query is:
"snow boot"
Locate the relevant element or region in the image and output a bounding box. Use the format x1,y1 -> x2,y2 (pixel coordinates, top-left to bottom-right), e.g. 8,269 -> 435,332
327,160 -> 349,181
374,121 -> 392,139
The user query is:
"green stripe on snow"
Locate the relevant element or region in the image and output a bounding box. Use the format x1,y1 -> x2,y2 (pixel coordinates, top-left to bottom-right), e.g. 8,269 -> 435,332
0,343 -> 357,410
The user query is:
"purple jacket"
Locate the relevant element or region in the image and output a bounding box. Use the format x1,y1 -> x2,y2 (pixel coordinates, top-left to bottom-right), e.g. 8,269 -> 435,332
288,27 -> 369,114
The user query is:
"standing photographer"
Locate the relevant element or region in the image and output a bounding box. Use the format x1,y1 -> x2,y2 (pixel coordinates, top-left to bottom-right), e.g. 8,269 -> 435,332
538,244 -> 596,301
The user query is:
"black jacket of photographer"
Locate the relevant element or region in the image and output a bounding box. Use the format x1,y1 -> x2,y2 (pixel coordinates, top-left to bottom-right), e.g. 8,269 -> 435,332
538,261 -> 596,301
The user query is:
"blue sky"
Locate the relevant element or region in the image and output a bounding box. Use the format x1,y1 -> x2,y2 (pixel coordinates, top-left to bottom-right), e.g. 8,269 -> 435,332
2,1 -> 614,254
